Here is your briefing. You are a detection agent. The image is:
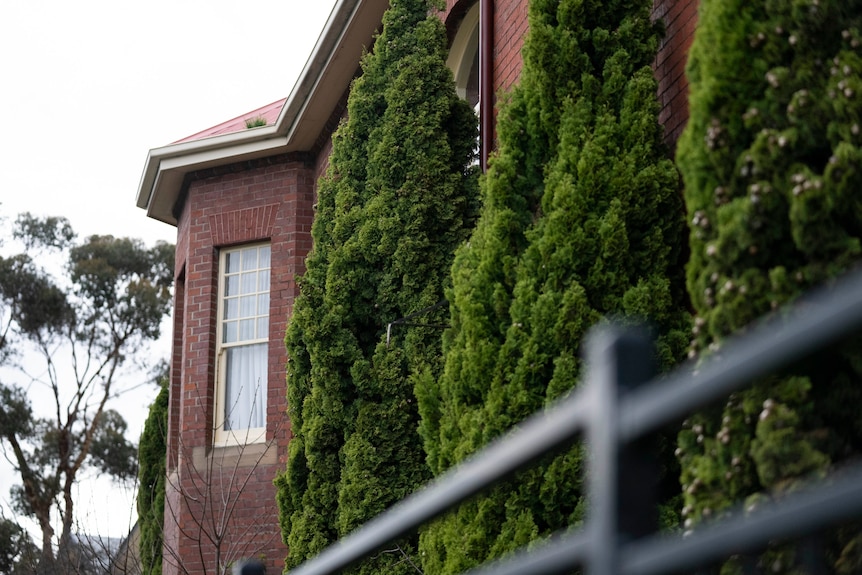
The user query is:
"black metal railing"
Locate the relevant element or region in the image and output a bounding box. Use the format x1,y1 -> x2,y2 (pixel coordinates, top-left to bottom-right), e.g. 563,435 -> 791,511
288,268 -> 862,575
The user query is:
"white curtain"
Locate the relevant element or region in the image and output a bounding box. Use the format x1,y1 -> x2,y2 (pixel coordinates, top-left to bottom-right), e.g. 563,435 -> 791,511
224,343 -> 267,430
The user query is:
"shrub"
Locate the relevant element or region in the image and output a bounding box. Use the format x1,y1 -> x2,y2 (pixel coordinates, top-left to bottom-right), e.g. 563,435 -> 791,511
275,0 -> 479,572
676,0 -> 862,571
417,0 -> 689,571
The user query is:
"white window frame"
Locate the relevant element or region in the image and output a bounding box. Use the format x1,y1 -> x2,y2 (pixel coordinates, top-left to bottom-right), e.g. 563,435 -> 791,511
214,243 -> 271,446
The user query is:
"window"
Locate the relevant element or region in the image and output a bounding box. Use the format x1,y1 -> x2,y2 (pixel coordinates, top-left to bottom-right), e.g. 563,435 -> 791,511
447,2 -> 481,164
447,3 -> 480,111
215,243 -> 270,444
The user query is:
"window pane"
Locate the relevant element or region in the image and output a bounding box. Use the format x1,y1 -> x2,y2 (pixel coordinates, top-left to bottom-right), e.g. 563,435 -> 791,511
224,298 -> 239,320
260,246 -> 271,268
242,247 -> 258,271
241,271 -> 257,295
240,295 -> 256,317
258,293 -> 269,315
223,321 -> 237,343
240,319 -> 255,340
259,269 -> 270,291
225,275 -> 239,297
257,317 -> 268,339
224,343 -> 267,430
226,252 -> 241,274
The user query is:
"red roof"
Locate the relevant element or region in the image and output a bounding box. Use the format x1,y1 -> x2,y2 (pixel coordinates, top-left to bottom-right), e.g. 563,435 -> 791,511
172,98 -> 287,144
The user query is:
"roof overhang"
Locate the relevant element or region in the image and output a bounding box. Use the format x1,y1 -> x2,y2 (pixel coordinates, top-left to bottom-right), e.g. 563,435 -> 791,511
136,0 -> 389,226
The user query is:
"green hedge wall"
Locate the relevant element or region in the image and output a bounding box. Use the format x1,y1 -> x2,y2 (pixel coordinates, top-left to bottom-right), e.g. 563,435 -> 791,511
137,380 -> 168,575
676,0 -> 862,571
275,0 -> 479,572
416,0 -> 690,572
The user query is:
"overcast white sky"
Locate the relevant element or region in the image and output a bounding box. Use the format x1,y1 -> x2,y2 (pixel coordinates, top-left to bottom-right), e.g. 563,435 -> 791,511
0,0 -> 338,539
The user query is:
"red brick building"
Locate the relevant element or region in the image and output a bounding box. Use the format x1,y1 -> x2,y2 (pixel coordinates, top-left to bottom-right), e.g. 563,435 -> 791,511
134,0 -> 697,573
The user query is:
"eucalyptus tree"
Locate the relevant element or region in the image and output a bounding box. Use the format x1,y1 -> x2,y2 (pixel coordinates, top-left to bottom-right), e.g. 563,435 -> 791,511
0,212 -> 173,574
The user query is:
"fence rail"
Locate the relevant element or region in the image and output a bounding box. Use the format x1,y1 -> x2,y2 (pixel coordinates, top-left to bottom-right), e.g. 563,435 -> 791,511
289,268 -> 862,575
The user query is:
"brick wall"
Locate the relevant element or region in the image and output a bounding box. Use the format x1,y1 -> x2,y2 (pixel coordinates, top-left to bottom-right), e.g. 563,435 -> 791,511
493,0 -> 528,96
653,0 -> 699,149
163,155 -> 315,575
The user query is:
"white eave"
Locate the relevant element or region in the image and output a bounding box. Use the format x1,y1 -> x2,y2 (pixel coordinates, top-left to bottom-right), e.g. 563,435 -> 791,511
136,0 -> 389,226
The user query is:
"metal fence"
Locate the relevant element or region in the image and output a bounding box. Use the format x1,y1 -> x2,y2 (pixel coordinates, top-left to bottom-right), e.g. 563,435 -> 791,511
289,268 -> 862,575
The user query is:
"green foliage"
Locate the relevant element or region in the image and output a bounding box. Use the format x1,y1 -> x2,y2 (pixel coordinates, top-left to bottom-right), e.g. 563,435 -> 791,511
70,235 -> 174,340
0,254 -> 71,356
417,0 -> 689,571
137,379 -> 168,575
275,0 -> 479,572
0,213 -> 174,569
244,115 -> 268,128
676,0 -> 862,570
0,515 -> 38,575
90,410 -> 139,480
13,212 -> 75,251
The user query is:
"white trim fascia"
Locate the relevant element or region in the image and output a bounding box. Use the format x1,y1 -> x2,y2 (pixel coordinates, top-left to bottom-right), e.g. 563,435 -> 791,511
274,0 -> 365,143
135,126 -> 285,211
135,0 -> 385,226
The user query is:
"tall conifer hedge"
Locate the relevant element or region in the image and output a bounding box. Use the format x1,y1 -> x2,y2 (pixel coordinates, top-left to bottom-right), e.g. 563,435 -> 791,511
676,1 -> 862,571
137,380 -> 168,575
274,0 -> 479,571
416,0 -> 690,572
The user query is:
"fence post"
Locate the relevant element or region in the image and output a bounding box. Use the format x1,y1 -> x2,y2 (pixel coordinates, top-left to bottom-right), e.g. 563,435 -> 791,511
586,324 -> 656,575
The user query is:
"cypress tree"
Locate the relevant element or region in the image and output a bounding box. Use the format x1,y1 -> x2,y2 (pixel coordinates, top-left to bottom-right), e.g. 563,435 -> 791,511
417,0 -> 689,572
275,0 -> 479,571
137,380 -> 168,575
676,1 -> 862,571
